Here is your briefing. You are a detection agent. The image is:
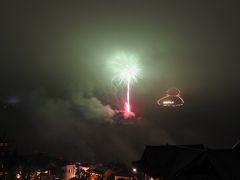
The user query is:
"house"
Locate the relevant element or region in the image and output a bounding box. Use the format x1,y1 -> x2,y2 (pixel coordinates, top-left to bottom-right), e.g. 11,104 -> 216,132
0,138 -> 17,179
62,164 -> 76,180
114,169 -> 136,180
78,163 -> 113,180
132,143 -> 240,180
112,166 -> 136,180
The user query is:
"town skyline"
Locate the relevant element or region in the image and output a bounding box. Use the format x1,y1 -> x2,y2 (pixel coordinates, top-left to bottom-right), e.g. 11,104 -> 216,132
1,0 -> 240,163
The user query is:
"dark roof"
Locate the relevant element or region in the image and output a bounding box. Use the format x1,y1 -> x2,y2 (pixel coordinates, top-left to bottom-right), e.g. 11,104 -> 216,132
114,169 -> 133,177
177,149 -> 240,180
232,140 -> 240,150
177,144 -> 205,150
137,145 -> 203,178
133,144 -> 240,180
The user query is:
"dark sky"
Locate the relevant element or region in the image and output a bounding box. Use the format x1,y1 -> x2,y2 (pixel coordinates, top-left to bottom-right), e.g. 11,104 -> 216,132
1,1 -> 240,163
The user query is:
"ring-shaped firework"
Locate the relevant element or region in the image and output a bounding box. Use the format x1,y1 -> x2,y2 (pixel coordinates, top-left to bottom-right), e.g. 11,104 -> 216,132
157,88 -> 184,107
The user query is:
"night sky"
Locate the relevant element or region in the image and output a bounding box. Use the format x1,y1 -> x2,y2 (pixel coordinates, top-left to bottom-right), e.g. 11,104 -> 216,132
1,1 -> 240,163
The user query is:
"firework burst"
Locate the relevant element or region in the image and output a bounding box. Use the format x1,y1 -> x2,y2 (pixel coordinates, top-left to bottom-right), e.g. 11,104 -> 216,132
109,52 -> 141,117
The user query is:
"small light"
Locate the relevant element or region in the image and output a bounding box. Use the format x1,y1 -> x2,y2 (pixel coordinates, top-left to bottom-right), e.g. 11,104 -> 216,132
16,173 -> 21,179
133,168 -> 137,173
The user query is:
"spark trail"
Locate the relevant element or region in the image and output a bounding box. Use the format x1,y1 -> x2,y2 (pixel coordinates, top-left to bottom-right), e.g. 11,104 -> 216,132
109,52 -> 141,118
